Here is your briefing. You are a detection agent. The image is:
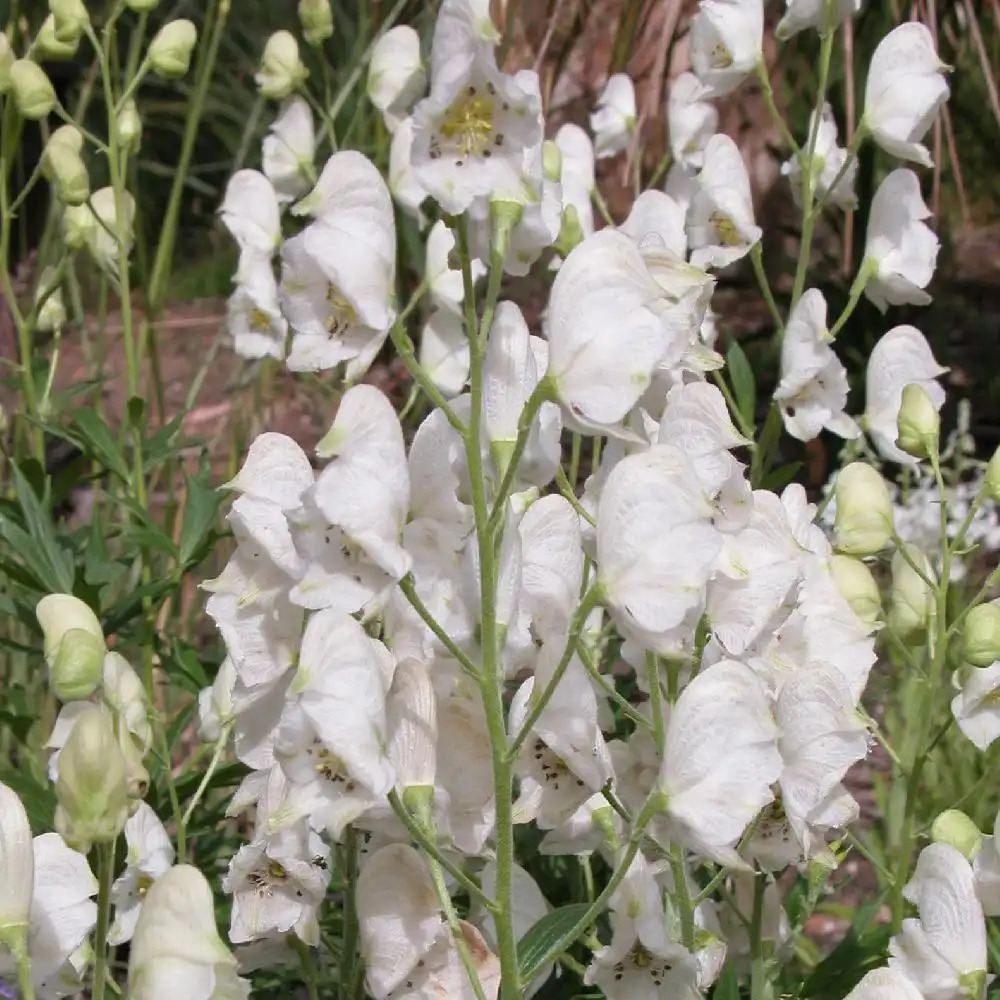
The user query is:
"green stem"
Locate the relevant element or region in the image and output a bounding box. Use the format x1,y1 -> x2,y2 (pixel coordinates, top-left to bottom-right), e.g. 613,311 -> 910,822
291,936 -> 320,1000
812,125 -> 866,217
398,576 -> 480,680
755,58 -> 799,154
828,258 -> 875,339
750,244 -> 783,336
340,828 -> 362,1000
91,840 -> 116,1000
179,722 -> 232,830
13,937 -> 36,1000
749,874 -> 768,1000
645,653 -> 666,753
668,848 -> 696,949
428,857 -> 490,1000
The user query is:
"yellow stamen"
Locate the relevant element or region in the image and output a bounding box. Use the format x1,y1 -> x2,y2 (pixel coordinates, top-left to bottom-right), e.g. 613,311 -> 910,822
440,93 -> 495,158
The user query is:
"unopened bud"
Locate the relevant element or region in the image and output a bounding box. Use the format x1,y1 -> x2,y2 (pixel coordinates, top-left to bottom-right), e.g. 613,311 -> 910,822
387,658 -> 437,791
48,123 -> 84,153
0,780 -> 34,954
35,15 -> 80,60
931,809 -> 982,862
834,463 -> 894,556
897,383 -> 940,459
829,555 -> 881,628
55,706 -> 130,853
0,33 -> 13,94
888,543 -> 936,640
43,135 -> 89,206
63,202 -> 95,250
554,203 -> 584,257
542,140 -> 562,182
986,447 -> 1000,504
298,0 -> 334,46
256,31 -> 307,100
103,651 -> 152,756
116,98 -> 142,154
86,186 -> 136,269
148,19 -> 197,79
35,268 -> 67,333
964,602 -> 1000,668
10,59 -> 56,119
50,0 -> 89,41
36,594 -> 106,701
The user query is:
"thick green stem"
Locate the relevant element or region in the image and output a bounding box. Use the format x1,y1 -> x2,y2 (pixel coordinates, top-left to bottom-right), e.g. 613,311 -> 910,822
750,244 -> 784,336
828,257 -> 875,338
428,857 -> 490,1000
291,936 -> 320,1000
91,840 -> 116,1000
749,874 -> 768,1000
12,936 -> 36,1000
340,828 -> 363,1000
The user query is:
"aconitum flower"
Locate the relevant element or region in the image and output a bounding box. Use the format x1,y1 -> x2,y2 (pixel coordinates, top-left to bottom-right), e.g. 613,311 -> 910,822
864,22 -> 949,167
690,0 -> 764,98
863,170 -> 939,312
0,781 -> 32,954
951,664 -> 1000,752
227,255 -> 288,361
777,0 -> 862,40
781,104 -> 857,210
590,73 -> 635,159
668,72 -> 718,169
262,97 -> 315,204
220,170 -> 281,259
368,26 -> 426,133
389,117 -> 428,226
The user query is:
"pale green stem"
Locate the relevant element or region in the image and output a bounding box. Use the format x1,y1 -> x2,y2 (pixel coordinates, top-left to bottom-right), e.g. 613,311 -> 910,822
811,124 -> 867,217
428,858 -> 490,1000
91,840 -> 116,1000
645,654 -> 666,755
828,258 -> 876,338
668,848 -> 696,949
398,576 -> 480,680
290,937 -> 320,1000
12,937 -> 36,1000
755,57 -> 799,154
340,828 -> 363,1000
750,243 -> 783,336
592,185 -> 614,226
180,722 -> 233,830
749,874 -> 768,1000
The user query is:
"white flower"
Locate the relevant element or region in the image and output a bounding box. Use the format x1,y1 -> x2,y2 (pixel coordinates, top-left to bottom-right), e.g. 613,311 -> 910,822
368,26 -> 426,133
387,656 -> 438,790
844,968 -> 925,1000
555,123 -> 595,239
0,781 -> 33,950
262,97 -> 315,204
621,190 -> 687,259
420,309 -> 470,398
84,187 -> 136,270
863,324 -> 946,464
425,219 -> 483,314
781,104 -> 857,210
410,16 -> 543,215
777,0 -> 861,40
774,289 -> 858,441
220,170 -> 281,258
108,803 -> 175,945
227,254 -> 288,361
597,447 -> 722,654
668,72 -> 719,169
389,117 -> 429,226
224,432 -> 314,511
973,810 -> 1000,916
129,865 -> 249,1000
690,0 -> 764,98
889,843 -> 987,1000
688,134 -> 762,269
590,73 -> 635,159
864,22 -> 950,167
863,169 -> 939,312
952,663 -> 1000,752
197,657 -> 237,742
658,659 -> 782,867
282,151 -> 396,376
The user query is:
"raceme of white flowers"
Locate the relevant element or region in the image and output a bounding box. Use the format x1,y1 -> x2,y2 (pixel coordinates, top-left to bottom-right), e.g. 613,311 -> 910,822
6,1 -> 999,1000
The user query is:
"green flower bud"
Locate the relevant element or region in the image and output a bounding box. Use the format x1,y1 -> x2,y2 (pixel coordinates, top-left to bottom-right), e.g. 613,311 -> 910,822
298,0 -> 334,46
55,706 -> 130,854
542,139 -> 562,182
931,809 -> 983,862
964,602 -> 1000,668
888,543 -> 936,640
49,0 -> 89,44
148,19 -> 197,79
554,203 -> 584,258
0,33 -> 13,95
897,383 -> 940,459
986,447 -> 1000,504
256,30 -> 308,99
834,462 -> 894,556
116,98 -> 142,154
35,14 -> 79,60
48,123 -> 84,153
63,202 -> 95,250
43,133 -> 89,206
35,594 -> 106,700
829,554 -> 881,628
35,268 -> 67,333
10,59 -> 56,119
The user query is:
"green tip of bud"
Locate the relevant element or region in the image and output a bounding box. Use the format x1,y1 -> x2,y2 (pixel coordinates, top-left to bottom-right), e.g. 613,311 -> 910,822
931,809 -> 983,862
896,383 -> 940,460
50,629 -> 104,701
986,447 -> 1000,504
964,602 -> 1000,668
554,204 -> 584,258
257,30 -> 308,99
542,140 -> 562,182
298,0 -> 334,46
125,0 -> 160,10
50,0 -> 90,43
148,19 -> 197,79
36,15 -> 81,60
834,462 -> 894,557
10,59 -> 56,119
829,555 -> 881,627
959,969 -> 988,1000
116,99 -> 142,155
401,784 -> 435,832
0,33 -> 13,96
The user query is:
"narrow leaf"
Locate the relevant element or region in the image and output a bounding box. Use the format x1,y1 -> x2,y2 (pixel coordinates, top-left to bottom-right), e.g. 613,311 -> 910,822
517,903 -> 591,980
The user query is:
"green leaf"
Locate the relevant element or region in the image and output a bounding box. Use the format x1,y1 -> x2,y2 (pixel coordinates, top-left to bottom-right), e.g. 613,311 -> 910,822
761,462 -> 803,493
711,960 -> 741,1000
67,409 -> 132,481
517,903 -> 591,979
0,769 -> 57,833
179,471 -> 222,567
800,898 -> 889,1000
726,340 -> 756,427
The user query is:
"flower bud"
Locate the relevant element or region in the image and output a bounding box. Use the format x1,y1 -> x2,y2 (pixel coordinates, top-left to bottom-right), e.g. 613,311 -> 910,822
48,122 -> 84,153
0,33 -> 13,94
36,593 -> 106,701
829,555 -> 881,628
298,0 -> 334,46
197,658 -> 235,743
125,0 -> 160,10
542,140 -> 562,182
256,31 -> 308,100
888,543 -> 936,640
36,15 -> 80,60
10,59 -> 56,119
55,705 -> 130,853
148,20 -> 197,79
50,0 -> 89,42
43,132 -> 89,206
63,201 -> 95,250
0,780 -> 34,954
963,602 -> 1000,668
86,187 -> 136,269
554,203 -> 584,258
116,98 -> 142,154
387,658 -> 437,798
897,383 -> 940,459
35,267 -> 67,333
103,651 -> 152,755
986,446 -> 1000,504
834,462 -> 894,556
931,809 -> 982,862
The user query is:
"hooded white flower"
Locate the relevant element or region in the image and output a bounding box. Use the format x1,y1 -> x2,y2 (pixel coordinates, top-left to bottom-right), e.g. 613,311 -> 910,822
590,73 -> 635,159
555,123 -> 595,239
658,659 -> 782,867
774,289 -> 858,441
888,843 -> 988,1000
389,117 -> 429,225
368,26 -> 426,133
863,169 -> 939,312
863,324 -> 946,464
951,663 -> 1000,752
777,0 -> 861,40
597,447 -> 722,654
262,97 -> 315,204
425,219 -> 484,314
688,134 -> 762,270
973,810 -> 1000,916
410,7 -> 543,216
282,151 -> 396,376
621,190 -> 687,260
690,0 -> 764,98
844,968 -> 925,1000
198,657 -> 237,743
128,865 -> 249,1000
386,656 -> 438,791
864,22 -> 950,167
225,431 -> 314,511
0,781 -> 33,950
220,170 -> 281,258
420,309 -> 471,398
227,254 -> 288,361
781,104 -> 857,210
668,72 -> 719,169
108,803 -> 175,945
